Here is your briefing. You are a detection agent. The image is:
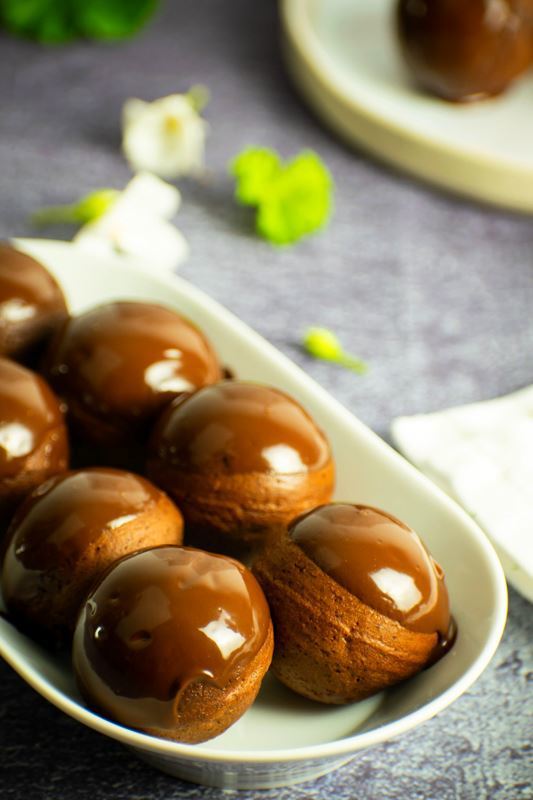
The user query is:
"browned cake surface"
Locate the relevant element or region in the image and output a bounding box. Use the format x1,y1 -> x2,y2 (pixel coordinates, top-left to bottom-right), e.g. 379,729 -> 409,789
73,546 -> 274,742
152,464 -> 334,557
2,472 -> 184,645
42,301 -> 222,449
253,533 -> 437,704
147,381 -> 335,559
0,426 -> 68,535
0,244 -> 68,362
140,625 -> 274,743
0,358 -> 69,535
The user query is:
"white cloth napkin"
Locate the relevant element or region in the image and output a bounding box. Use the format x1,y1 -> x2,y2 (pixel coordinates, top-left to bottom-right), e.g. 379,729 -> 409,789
391,385 -> 533,602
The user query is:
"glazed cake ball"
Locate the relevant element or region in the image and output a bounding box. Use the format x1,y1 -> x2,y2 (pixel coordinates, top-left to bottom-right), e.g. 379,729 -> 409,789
0,244 -> 68,363
0,357 -> 68,532
1,468 -> 183,644
253,503 -> 453,704
397,0 -> 533,102
42,301 -> 222,463
73,546 -> 274,743
147,381 -> 335,558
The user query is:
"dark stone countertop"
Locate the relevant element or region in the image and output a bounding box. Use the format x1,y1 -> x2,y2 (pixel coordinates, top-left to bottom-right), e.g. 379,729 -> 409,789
0,2 -> 532,798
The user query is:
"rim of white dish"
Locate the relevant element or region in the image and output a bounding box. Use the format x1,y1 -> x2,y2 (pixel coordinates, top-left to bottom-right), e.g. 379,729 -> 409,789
280,0 -> 533,211
1,239 -> 509,764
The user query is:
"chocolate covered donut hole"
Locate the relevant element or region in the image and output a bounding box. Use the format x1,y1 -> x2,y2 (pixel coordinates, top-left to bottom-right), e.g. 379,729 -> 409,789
147,381 -> 335,559
0,244 -> 68,364
253,503 -> 454,704
42,301 -> 222,468
73,546 -> 274,743
397,0 -> 533,102
1,468 -> 184,645
0,357 -> 68,534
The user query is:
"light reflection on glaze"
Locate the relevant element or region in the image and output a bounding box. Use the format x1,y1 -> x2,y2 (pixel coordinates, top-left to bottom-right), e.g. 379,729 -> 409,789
151,381 -> 331,475
289,503 -> 450,636
370,567 -> 422,613
144,361 -> 195,394
199,609 -> 246,660
0,298 -> 35,323
0,358 -> 67,478
0,422 -> 34,460
73,546 -> 270,732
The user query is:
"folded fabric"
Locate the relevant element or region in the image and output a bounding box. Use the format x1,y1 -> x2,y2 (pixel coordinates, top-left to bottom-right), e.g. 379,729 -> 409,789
391,385 -> 533,602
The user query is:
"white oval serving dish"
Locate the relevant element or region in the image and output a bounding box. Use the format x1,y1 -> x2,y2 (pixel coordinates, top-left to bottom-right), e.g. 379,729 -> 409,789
0,239 -> 507,789
281,0 -> 533,213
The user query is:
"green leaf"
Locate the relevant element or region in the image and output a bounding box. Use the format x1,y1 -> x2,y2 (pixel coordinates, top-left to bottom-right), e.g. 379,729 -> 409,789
31,188 -> 119,226
231,147 -> 333,245
0,0 -> 76,42
76,0 -> 158,40
231,148 -> 282,207
0,0 -> 159,43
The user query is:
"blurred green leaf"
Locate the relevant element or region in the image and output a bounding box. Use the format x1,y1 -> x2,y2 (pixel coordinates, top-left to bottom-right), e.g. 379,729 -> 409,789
231,148 -> 333,245
0,0 -> 159,43
76,0 -> 158,39
31,188 -> 119,226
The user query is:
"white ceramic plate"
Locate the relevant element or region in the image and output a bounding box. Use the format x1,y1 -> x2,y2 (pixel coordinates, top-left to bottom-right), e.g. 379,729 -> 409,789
0,240 -> 507,790
281,0 -> 533,212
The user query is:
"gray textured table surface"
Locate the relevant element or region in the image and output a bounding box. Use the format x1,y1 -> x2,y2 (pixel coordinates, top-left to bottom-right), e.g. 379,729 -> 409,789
1,2 -> 532,798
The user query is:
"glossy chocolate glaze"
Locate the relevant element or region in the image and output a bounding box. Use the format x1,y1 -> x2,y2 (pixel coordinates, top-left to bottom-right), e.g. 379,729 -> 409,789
0,358 -> 68,479
397,0 -> 533,102
2,468 -> 162,574
43,302 -> 222,437
0,244 -> 68,360
289,503 -> 450,638
73,546 -> 270,732
150,381 -> 332,475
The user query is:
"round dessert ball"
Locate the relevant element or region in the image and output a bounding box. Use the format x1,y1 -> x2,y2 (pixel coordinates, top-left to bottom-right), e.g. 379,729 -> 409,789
147,381 -> 335,558
253,503 -> 453,704
397,0 -> 533,102
73,546 -> 274,743
0,244 -> 68,363
1,468 -> 184,645
42,301 -> 222,463
0,357 -> 68,533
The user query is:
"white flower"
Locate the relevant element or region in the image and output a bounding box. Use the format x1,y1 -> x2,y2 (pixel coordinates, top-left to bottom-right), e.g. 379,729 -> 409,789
122,93 -> 208,179
73,172 -> 189,272
117,169 -> 181,218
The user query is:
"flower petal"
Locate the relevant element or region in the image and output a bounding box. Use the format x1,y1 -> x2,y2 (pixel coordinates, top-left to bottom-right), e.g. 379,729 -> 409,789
122,93 -> 208,179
